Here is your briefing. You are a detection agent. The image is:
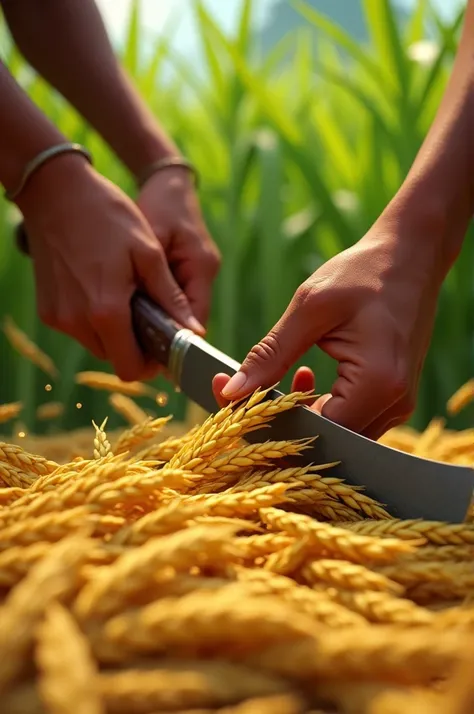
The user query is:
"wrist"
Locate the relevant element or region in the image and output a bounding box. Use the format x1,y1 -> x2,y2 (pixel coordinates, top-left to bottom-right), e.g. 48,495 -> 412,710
377,176 -> 471,280
15,150 -> 96,216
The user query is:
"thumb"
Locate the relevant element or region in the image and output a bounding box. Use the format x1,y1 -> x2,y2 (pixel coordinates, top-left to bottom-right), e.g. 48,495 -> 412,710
221,284 -> 324,400
134,244 -> 205,335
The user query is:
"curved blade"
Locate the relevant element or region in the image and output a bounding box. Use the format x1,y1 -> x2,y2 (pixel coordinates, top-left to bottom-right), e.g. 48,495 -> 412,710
178,338 -> 474,523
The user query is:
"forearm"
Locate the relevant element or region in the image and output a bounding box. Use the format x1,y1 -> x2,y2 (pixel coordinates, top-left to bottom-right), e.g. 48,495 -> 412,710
1,0 -> 178,179
382,1 -> 474,272
0,60 -> 81,195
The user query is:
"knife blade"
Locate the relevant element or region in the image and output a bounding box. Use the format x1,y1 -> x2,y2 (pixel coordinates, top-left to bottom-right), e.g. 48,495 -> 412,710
14,223 -> 474,522
132,292 -> 474,523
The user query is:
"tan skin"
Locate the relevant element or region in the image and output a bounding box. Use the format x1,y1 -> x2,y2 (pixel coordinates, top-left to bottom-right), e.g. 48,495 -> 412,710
213,1 -> 474,439
0,0 -> 220,382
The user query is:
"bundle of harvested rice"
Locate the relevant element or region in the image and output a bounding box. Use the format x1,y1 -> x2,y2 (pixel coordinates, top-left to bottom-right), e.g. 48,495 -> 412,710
0,381 -> 473,714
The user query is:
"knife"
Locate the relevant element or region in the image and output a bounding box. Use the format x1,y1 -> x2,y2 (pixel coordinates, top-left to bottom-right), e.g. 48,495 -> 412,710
14,223 -> 474,522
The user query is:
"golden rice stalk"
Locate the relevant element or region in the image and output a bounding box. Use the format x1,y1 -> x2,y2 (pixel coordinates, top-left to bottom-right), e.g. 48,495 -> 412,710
135,426 -> 201,463
191,438 -> 315,475
308,498 -> 364,522
75,371 -> 156,397
263,538 -> 312,576
0,506 -> 93,550
0,466 -> 185,527
368,687 -> 446,714
0,401 -> 22,424
232,567 -> 365,628
232,467 -> 378,520
108,393 -> 148,426
0,462 -> 37,489
339,519 -> 474,545
167,388 -> 313,471
2,459 -> 128,520
28,453 -> 124,494
231,464 -> 338,492
97,660 -> 291,713
85,469 -> 189,513
260,508 -> 418,563
312,682 -> 410,714
111,484 -> 285,547
322,587 -> 434,626
92,418 -> 112,459
0,486 -> 25,506
433,606 -> 474,630
447,379 -> 474,415
36,602 -> 104,714
408,581 -> 472,604
74,524 -> 242,621
248,627 -> 466,686
440,643 -> 474,714
92,588 -> 317,663
0,442 -> 58,478
0,541 -> 60,588
3,316 -> 58,378
0,534 -> 93,694
236,534 -> 295,560
218,694 -> 307,714
400,545 -> 474,562
378,561 -> 474,592
114,416 -> 171,455
413,418 -> 446,457
36,402 -> 64,421
301,559 -> 404,595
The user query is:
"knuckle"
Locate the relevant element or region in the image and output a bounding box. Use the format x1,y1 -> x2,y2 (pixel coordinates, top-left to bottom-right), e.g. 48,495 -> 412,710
293,281 -> 318,313
203,246 -> 221,274
245,331 -> 288,369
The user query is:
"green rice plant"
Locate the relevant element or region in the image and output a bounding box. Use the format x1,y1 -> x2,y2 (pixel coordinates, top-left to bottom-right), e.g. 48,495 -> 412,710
0,0 -> 472,437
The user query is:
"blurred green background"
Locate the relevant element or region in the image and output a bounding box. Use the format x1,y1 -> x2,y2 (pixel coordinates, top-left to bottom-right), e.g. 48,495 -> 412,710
0,0 -> 472,436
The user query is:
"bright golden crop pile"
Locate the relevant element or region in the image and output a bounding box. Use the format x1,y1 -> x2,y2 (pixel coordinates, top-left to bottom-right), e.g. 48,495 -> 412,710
0,378 -> 473,714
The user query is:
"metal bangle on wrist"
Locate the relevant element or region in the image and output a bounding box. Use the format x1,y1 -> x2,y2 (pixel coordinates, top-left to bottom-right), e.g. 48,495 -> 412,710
4,143 -> 93,202
136,157 -> 200,190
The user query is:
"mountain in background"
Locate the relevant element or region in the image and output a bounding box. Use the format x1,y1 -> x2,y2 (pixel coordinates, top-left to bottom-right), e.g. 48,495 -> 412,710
257,0 -> 410,55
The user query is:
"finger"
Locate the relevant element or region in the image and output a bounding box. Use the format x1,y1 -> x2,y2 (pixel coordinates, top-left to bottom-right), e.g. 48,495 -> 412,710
90,298 -> 147,382
221,283 -> 325,400
290,366 -> 318,407
182,272 -> 213,328
134,244 -> 205,335
212,373 -> 232,410
291,366 -> 315,394
320,355 -> 405,435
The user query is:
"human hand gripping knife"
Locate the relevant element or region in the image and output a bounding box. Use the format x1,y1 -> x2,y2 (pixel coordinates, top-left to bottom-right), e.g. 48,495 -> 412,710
14,222 -> 474,523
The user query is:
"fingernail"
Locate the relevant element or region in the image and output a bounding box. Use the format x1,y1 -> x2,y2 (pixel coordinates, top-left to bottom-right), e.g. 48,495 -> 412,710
221,371 -> 248,398
188,317 -> 205,335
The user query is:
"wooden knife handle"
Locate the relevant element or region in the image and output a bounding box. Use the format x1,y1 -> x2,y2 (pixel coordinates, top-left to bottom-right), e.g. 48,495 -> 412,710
14,221 -> 179,369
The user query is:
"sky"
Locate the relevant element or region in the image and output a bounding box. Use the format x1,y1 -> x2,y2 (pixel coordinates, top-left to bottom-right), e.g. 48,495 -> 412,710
95,0 -> 465,57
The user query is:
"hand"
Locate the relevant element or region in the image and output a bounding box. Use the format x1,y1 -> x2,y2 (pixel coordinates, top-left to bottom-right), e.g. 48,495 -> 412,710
212,223 -> 444,440
136,167 -> 221,327
16,154 -> 204,382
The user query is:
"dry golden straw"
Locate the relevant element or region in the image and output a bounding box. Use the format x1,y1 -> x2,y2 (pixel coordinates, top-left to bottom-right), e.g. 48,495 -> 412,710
108,393 -> 149,426
75,371 -> 156,397
0,401 -> 22,424
3,315 -> 58,378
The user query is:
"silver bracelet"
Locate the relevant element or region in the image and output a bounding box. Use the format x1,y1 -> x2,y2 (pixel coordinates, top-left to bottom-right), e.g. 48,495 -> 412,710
4,142 -> 93,202
136,156 -> 199,190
